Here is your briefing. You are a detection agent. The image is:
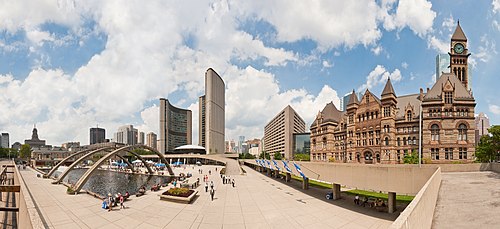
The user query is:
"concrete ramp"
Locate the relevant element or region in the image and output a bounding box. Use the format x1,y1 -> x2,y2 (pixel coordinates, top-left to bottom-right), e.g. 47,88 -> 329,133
432,172 -> 500,228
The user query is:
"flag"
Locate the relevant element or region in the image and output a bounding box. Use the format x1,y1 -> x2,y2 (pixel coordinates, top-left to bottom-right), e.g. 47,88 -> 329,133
272,160 -> 280,171
282,160 -> 292,173
293,162 -> 306,179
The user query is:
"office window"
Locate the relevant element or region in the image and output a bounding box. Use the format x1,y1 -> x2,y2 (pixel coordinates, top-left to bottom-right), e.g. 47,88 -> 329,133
431,124 -> 440,141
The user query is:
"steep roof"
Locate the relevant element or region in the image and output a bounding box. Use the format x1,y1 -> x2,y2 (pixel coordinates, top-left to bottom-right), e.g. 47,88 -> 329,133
396,94 -> 422,119
381,78 -> 396,97
451,21 -> 467,41
320,102 -> 343,123
424,73 -> 473,100
347,90 -> 359,105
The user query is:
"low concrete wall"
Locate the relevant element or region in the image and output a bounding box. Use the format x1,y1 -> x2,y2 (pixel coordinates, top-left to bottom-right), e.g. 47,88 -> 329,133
491,162 -> 500,173
15,166 -> 46,229
390,167 -> 442,229
244,160 -> 437,195
422,163 -> 491,172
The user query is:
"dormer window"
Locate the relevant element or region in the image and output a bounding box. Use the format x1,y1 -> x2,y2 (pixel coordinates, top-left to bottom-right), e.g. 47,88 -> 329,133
406,110 -> 412,121
445,92 -> 453,104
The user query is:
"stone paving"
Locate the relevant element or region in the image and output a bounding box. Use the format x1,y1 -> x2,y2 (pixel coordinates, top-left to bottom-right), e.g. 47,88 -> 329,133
20,163 -> 394,228
432,171 -> 500,229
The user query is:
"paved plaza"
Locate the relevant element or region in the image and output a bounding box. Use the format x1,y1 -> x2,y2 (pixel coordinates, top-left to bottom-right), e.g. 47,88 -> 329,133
432,172 -> 500,229
18,163 -> 395,228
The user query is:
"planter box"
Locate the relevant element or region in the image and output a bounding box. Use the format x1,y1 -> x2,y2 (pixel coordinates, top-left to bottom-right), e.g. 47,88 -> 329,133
159,190 -> 198,204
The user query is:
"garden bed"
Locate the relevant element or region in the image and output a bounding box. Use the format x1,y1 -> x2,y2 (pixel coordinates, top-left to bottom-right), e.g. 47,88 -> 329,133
159,188 -> 197,203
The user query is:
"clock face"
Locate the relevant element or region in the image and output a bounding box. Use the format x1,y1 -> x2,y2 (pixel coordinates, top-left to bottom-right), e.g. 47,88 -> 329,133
454,43 -> 464,54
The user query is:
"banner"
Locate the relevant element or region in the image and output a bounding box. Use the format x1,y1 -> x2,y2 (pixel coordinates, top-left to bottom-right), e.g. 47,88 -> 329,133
282,160 -> 293,173
293,162 -> 306,179
272,160 -> 280,171
266,160 -> 272,169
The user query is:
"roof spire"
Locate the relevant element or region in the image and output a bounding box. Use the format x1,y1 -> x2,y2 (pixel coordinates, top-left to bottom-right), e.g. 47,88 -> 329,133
381,77 -> 396,97
451,20 -> 467,41
347,89 -> 359,106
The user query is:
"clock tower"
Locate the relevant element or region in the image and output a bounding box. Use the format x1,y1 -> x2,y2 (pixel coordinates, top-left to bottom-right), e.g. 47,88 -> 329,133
449,21 -> 470,90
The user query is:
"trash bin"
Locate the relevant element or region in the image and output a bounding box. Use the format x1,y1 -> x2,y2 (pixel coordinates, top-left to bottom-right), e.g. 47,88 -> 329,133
37,174 -> 41,178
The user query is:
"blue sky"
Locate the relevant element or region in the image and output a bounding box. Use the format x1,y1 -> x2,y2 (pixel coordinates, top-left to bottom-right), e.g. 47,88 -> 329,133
0,0 -> 499,145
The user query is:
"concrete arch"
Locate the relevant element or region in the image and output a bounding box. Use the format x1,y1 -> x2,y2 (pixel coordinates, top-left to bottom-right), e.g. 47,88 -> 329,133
55,148 -> 154,184
46,147 -> 115,178
54,147 -> 117,183
72,145 -> 174,193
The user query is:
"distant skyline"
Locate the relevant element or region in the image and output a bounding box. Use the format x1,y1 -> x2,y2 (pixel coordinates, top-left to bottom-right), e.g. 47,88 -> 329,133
1,1 -> 500,145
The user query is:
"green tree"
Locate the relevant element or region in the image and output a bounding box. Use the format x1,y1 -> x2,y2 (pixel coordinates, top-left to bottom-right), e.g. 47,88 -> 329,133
259,151 -> 270,160
273,152 -> 282,160
294,154 -> 310,161
238,153 -> 256,159
403,150 -> 419,164
475,125 -> 500,162
19,144 -> 32,159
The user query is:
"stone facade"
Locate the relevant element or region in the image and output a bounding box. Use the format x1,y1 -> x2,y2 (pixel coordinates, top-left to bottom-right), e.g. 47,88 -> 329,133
310,23 -> 476,164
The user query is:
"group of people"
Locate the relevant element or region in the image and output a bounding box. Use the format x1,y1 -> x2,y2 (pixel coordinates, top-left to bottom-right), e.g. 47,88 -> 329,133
221,174 -> 235,187
354,194 -> 387,210
102,192 -> 128,211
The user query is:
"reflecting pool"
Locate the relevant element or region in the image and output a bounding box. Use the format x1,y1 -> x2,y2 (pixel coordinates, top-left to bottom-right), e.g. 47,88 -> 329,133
53,169 -> 172,197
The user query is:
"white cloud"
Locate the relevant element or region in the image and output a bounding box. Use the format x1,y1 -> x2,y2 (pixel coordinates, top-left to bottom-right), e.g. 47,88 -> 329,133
235,1 -> 382,50
442,15 -> 455,33
493,0 -> 500,14
25,29 -> 54,46
427,35 -> 448,53
0,0 -> 440,145
358,65 -> 402,91
322,60 -> 333,68
371,45 -> 383,55
401,62 -> 409,69
474,34 -> 497,63
489,104 -> 500,115
379,0 -> 436,37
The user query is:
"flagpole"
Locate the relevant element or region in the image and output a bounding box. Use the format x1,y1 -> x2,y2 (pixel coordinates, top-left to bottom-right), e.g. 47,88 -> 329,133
419,102 -> 422,167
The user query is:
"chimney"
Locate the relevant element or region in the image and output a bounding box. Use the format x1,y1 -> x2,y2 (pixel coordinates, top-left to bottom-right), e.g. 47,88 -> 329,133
420,88 -> 424,101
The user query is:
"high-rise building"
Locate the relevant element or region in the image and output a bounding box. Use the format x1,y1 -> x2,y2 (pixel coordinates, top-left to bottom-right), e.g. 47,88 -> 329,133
199,95 -> 206,147
238,136 -> 245,154
199,68 -> 225,154
114,125 -> 138,145
435,54 -> 450,83
146,132 -> 157,149
138,132 -> 145,145
159,98 -> 192,153
90,127 -> 106,145
293,133 -> 311,158
264,105 -> 306,159
475,112 -> 490,145
0,133 -> 9,148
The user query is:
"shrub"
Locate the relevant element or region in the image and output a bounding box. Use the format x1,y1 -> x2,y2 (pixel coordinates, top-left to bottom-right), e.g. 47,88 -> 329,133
167,187 -> 190,196
66,186 -> 75,194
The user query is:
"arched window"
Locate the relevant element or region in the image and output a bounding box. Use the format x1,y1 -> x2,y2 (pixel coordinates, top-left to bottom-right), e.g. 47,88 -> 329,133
397,138 -> 401,146
431,124 -> 440,141
458,124 -> 467,141
403,137 -> 407,145
385,137 -> 389,146
322,137 -> 327,149
413,137 -> 417,145
407,110 -> 412,121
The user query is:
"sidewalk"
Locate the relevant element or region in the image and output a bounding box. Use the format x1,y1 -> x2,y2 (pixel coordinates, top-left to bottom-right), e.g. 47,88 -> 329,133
19,163 -> 393,228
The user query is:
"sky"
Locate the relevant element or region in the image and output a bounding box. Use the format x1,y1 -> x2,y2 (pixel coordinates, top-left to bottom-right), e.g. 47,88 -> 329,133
1,0 -> 499,146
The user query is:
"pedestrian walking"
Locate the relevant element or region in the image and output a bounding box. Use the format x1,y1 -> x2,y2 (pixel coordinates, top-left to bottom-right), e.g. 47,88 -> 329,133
222,175 -> 226,184
210,188 -> 215,201
231,179 -> 235,187
210,181 -> 214,190
205,182 -> 208,192
209,170 -> 211,175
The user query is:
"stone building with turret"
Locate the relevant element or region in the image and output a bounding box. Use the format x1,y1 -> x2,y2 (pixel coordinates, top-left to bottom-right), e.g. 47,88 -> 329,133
310,22 -> 476,164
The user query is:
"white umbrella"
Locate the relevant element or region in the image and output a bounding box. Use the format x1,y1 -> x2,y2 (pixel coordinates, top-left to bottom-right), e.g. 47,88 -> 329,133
146,160 -> 154,164
132,159 -> 142,163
